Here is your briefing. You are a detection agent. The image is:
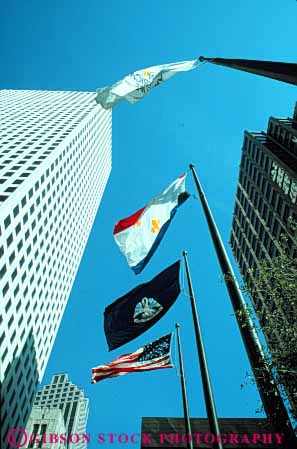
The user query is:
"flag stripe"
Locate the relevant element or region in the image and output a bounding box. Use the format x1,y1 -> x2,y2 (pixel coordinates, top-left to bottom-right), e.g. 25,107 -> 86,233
92,353 -> 170,374
92,360 -> 172,383
114,206 -> 146,235
92,364 -> 173,382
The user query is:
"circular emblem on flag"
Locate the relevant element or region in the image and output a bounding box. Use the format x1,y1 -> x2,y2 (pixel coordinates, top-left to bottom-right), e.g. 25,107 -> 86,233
133,297 -> 163,323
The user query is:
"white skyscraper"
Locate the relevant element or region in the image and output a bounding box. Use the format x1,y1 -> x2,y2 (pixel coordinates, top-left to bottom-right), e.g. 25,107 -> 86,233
25,406 -> 66,449
0,90 -> 111,448
28,374 -> 89,449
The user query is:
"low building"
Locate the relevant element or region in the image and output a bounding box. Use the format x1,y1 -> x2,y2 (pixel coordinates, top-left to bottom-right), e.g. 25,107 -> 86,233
141,417 -> 285,448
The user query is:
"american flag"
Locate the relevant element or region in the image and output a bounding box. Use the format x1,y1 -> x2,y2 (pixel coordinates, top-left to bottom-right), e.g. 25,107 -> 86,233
91,334 -> 173,384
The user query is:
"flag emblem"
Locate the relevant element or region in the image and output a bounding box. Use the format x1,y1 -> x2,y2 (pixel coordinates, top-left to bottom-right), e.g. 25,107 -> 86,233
95,59 -> 199,109
91,333 -> 173,384
104,261 -> 180,350
133,297 -> 163,323
151,219 -> 161,233
113,174 -> 189,274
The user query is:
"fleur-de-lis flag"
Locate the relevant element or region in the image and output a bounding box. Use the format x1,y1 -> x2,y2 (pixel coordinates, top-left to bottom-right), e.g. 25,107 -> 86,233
113,174 -> 189,274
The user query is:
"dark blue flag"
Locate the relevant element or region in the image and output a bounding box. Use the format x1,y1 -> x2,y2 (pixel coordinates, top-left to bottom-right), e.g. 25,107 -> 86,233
104,261 -> 180,350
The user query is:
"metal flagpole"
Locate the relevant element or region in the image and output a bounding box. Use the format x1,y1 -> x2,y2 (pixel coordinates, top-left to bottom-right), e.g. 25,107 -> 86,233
182,251 -> 223,449
189,163 -> 297,447
198,56 -> 297,86
175,323 -> 194,449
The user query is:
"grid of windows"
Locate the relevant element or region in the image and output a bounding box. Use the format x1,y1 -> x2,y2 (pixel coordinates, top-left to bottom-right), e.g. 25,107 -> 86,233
233,130 -> 297,265
0,91 -> 100,202
230,103 -> 297,412
0,90 -> 111,449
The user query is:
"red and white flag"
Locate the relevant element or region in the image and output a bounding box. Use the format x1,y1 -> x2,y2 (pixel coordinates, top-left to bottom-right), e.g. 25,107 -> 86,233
113,174 -> 189,274
91,334 -> 173,384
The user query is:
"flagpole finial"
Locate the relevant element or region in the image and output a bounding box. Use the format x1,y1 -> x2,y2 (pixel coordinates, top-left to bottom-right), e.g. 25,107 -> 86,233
189,163 -> 195,169
175,323 -> 180,329
182,250 -> 188,257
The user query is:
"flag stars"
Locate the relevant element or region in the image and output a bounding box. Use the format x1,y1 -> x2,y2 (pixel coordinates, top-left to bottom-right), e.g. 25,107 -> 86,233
138,335 -> 172,362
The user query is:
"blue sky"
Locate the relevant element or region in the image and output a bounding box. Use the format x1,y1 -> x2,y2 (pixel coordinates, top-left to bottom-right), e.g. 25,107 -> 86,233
1,1 -> 296,447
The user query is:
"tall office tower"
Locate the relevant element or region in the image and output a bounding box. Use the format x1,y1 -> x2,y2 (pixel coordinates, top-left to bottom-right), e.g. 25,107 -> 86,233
25,407 -> 66,449
32,374 -> 89,449
230,103 -> 297,411
0,90 -> 111,448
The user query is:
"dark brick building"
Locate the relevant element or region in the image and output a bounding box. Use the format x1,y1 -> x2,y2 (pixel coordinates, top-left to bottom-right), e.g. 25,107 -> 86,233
230,103 -> 297,413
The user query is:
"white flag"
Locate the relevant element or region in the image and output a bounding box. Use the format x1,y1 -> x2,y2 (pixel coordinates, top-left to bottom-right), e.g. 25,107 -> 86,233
95,59 -> 199,109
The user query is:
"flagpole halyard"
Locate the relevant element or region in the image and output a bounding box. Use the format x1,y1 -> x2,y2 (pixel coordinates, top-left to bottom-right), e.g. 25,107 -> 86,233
175,323 -> 194,449
189,164 -> 297,448
182,251 -> 223,449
